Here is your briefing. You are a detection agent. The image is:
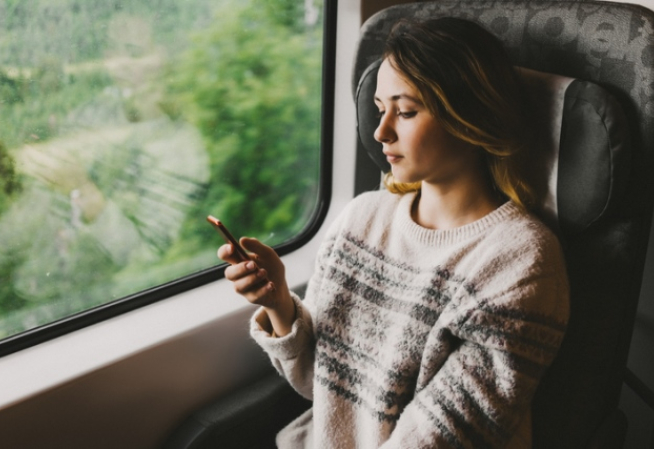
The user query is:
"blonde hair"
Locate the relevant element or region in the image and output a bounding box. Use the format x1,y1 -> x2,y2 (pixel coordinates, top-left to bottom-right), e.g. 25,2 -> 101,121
382,18 -> 533,209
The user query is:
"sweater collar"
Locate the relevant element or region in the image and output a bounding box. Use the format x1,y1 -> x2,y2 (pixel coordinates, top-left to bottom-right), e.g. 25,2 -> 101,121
396,192 -> 521,246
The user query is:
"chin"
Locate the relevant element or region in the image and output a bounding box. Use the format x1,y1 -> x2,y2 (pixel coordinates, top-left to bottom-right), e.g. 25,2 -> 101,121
391,172 -> 420,185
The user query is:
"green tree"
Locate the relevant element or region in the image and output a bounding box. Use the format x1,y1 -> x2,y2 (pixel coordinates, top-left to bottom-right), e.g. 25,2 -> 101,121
0,140 -> 21,215
0,70 -> 24,105
0,141 -> 22,316
167,0 -> 323,248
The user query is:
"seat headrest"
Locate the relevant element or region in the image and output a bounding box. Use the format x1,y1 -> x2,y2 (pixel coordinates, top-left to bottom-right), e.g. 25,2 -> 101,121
355,60 -> 631,235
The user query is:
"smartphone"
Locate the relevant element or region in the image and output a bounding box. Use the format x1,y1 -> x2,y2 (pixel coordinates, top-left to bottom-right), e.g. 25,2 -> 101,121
206,215 -> 251,262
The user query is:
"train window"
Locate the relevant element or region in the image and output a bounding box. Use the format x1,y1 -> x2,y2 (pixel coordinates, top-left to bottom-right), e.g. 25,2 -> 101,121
0,0 -> 330,349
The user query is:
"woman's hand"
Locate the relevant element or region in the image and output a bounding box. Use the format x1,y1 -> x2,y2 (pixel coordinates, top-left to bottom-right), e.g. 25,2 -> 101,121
218,238 -> 296,336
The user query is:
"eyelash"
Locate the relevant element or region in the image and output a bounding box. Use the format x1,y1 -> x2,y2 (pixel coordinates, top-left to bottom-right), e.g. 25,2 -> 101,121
376,110 -> 417,119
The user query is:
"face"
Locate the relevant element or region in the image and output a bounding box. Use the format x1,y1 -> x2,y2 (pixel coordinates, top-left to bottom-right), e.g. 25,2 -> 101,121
374,58 -> 480,187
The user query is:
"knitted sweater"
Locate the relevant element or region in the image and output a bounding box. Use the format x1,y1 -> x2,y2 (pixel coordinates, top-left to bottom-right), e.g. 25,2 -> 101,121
251,190 -> 569,449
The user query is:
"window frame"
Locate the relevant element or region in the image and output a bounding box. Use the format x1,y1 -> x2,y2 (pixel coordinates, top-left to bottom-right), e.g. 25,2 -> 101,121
0,0 -> 338,358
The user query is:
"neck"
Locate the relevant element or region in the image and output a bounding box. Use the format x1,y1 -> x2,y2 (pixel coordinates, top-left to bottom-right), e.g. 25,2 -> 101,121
412,177 -> 502,230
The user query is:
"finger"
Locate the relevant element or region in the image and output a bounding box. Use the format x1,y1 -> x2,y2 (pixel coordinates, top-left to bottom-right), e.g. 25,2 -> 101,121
217,243 -> 244,265
224,260 -> 259,282
231,268 -> 269,296
241,280 -> 276,306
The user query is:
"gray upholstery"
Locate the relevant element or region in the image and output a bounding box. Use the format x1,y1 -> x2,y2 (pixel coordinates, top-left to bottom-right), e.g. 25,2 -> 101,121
353,2 -> 654,448
557,78 -> 631,234
162,372 -> 311,449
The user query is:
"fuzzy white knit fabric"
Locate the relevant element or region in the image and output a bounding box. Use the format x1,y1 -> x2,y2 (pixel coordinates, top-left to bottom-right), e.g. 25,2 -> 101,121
251,190 -> 569,449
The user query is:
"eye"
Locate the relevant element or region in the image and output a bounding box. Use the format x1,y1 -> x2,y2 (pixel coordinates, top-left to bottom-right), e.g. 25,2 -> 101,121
398,111 -> 417,118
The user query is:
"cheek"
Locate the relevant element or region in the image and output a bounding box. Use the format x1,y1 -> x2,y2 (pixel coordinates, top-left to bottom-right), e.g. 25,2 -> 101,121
412,127 -> 448,158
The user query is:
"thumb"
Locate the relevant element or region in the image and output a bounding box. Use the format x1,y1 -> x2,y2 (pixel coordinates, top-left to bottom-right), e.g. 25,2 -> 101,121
240,237 -> 275,258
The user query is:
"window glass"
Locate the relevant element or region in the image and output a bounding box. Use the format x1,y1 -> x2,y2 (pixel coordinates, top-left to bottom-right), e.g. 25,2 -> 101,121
0,0 -> 324,340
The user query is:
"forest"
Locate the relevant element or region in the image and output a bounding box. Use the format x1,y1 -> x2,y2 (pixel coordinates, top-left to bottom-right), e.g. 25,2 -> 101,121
0,0 -> 324,338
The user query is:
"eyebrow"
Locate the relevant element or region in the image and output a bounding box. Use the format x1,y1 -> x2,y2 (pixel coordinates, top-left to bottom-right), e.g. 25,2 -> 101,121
373,93 -> 422,104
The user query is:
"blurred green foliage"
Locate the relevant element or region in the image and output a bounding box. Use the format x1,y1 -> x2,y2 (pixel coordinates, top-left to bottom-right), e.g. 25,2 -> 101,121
0,0 -> 324,338
0,65 -> 113,149
165,0 -> 323,249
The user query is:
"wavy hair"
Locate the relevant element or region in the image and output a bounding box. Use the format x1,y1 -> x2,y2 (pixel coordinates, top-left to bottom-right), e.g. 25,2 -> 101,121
381,17 -> 533,208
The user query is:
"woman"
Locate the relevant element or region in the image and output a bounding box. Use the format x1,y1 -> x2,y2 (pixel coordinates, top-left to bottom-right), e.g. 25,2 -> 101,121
218,17 -> 569,449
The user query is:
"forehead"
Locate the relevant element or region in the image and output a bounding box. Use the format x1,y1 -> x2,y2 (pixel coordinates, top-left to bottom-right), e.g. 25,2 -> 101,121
375,58 -> 420,101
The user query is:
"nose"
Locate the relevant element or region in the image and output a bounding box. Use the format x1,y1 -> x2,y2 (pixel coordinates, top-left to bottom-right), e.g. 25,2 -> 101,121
374,114 -> 396,144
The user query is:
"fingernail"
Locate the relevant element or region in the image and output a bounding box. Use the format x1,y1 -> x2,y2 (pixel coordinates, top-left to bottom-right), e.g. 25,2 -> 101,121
246,261 -> 255,270
257,269 -> 266,278
267,282 -> 276,291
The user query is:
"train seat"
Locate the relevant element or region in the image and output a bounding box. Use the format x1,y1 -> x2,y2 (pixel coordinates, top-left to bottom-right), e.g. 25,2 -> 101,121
163,1 -> 654,448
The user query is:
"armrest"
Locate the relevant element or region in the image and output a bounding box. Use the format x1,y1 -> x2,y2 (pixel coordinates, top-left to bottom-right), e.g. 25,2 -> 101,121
163,373 -> 312,449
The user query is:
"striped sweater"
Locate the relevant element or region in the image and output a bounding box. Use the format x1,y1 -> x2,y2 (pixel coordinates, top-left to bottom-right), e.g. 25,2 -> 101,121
251,190 -> 569,449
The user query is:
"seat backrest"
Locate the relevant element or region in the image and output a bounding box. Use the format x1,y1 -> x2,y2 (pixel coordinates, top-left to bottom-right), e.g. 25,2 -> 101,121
352,2 -> 654,448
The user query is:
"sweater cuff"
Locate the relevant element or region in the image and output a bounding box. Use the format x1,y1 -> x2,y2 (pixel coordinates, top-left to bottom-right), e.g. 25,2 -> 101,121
250,292 -> 313,361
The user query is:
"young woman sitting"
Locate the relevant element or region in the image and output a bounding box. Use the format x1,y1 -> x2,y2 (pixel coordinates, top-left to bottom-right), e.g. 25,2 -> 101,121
218,17 -> 569,449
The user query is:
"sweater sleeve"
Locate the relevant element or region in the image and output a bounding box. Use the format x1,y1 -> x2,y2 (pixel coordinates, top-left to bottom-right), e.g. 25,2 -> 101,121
380,240 -> 569,449
250,293 -> 316,400
249,197 -> 357,400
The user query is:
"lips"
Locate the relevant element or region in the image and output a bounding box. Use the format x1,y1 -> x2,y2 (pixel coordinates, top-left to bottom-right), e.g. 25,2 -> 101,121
383,152 -> 402,163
